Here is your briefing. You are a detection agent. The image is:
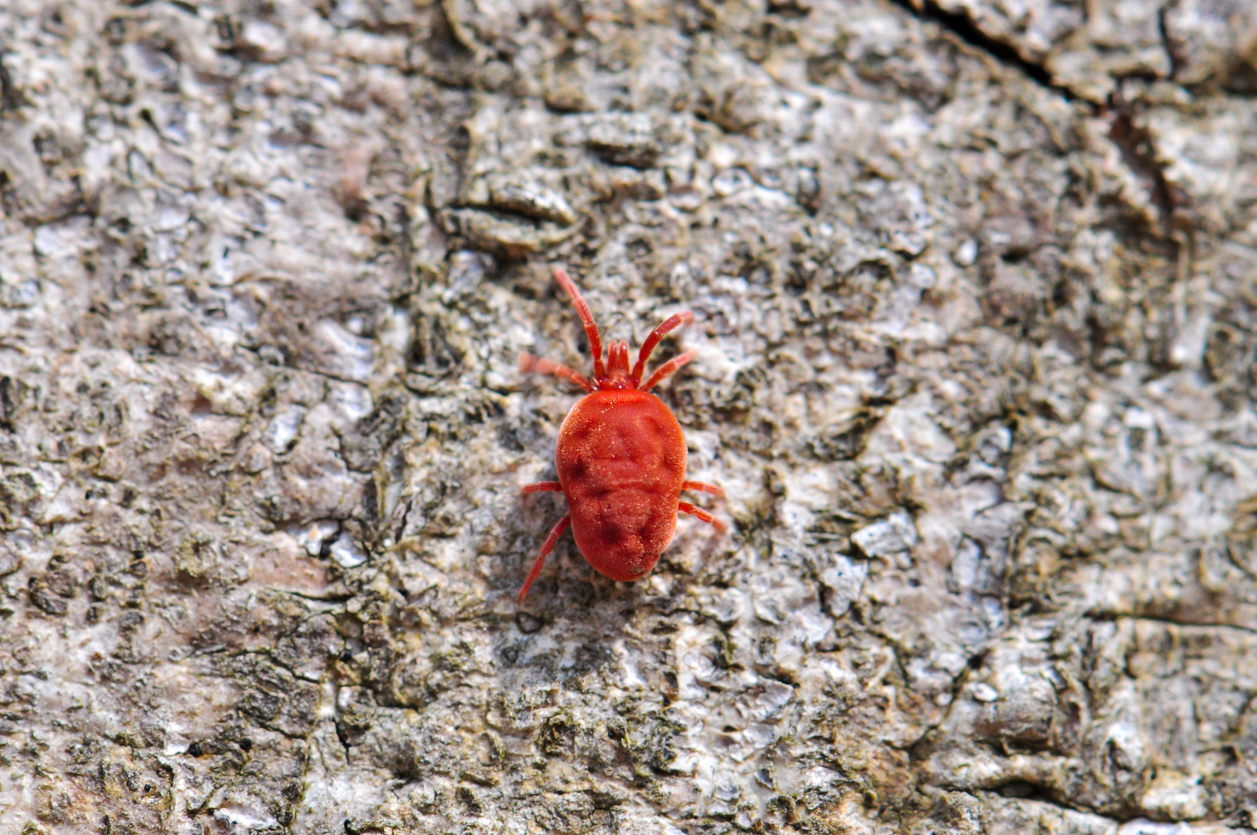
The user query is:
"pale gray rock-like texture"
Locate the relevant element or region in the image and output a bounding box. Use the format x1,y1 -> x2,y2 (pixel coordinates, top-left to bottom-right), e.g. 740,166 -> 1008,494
1,0 -> 1255,833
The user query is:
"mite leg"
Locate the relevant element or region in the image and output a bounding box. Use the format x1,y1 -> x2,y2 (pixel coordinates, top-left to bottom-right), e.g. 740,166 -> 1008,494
522,481 -> 562,494
682,480 -> 724,498
519,353 -> 594,393
640,349 -> 698,392
632,310 -> 694,384
518,514 -> 572,602
551,267 -> 606,380
679,501 -> 727,533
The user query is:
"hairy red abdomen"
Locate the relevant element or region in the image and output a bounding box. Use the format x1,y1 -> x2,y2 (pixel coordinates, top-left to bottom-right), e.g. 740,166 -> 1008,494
557,391 -> 687,581
514,266 -> 725,603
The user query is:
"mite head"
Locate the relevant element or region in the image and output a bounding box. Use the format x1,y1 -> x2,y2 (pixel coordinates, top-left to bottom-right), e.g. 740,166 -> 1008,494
601,340 -> 635,390
518,267 -> 697,394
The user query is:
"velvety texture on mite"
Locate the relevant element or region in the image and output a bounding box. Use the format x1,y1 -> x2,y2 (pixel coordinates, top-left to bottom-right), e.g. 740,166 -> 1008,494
516,266 -> 725,601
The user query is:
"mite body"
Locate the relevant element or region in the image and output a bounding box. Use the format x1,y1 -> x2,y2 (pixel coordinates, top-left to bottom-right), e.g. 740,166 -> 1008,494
517,267 -> 724,601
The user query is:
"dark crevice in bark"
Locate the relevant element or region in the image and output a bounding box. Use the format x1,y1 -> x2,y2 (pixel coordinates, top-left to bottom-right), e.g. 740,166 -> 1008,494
1090,610 -> 1257,636
1105,97 -> 1180,238
972,787 -> 1128,822
1156,5 -> 1184,81
0,57 -> 19,113
273,588 -> 357,605
890,0 -> 1183,243
885,0 -> 1076,100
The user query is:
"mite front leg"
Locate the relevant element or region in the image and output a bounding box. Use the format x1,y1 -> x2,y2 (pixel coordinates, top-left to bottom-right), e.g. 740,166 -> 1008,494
640,350 -> 697,392
517,515 -> 572,602
632,310 -> 694,384
682,480 -> 724,498
522,481 -> 563,494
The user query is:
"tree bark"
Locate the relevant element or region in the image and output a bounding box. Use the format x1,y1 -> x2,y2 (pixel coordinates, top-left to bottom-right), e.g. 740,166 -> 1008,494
1,0 -> 1255,832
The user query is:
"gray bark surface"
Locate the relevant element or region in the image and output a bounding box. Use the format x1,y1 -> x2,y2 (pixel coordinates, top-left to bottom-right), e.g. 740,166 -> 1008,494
1,0 -> 1255,832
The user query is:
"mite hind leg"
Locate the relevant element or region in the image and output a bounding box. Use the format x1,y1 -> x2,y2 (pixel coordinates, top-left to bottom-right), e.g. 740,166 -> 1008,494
522,481 -> 562,494
682,480 -> 724,498
517,515 -> 572,602
679,501 -> 727,534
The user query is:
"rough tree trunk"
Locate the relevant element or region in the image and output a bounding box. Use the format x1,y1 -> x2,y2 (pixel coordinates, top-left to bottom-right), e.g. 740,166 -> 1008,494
1,0 -> 1255,832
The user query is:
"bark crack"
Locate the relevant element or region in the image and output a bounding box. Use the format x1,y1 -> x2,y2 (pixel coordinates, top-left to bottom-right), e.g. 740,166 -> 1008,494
1105,94 -> 1181,237
889,0 -> 1183,240
886,0 -> 1074,99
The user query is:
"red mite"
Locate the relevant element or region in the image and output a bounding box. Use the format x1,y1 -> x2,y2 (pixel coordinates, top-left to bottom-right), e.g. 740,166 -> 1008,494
516,266 -> 725,601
